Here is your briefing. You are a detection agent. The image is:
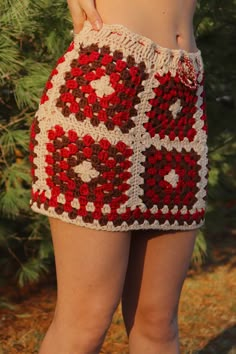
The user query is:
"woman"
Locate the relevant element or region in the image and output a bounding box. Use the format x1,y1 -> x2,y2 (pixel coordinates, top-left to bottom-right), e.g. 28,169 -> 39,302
30,0 -> 208,353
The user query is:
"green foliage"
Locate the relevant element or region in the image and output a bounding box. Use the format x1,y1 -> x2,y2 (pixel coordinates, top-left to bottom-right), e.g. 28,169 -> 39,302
16,257 -> 50,288
0,0 -> 236,289
195,0 -> 236,238
0,0 -> 71,288
191,231 -> 208,267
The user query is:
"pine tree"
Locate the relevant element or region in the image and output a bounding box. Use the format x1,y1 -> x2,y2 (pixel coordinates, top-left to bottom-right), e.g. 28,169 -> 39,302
0,0 -> 236,288
196,0 -> 236,235
0,0 -> 73,287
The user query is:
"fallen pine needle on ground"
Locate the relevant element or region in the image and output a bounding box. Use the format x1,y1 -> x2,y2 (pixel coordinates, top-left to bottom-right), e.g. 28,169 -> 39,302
0,233 -> 236,354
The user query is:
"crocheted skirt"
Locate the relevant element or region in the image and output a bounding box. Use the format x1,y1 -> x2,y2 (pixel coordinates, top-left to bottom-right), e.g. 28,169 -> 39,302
29,20 -> 208,231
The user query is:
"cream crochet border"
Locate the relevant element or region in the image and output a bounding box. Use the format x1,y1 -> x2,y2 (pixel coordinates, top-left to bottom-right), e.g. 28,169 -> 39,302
30,21 -> 208,231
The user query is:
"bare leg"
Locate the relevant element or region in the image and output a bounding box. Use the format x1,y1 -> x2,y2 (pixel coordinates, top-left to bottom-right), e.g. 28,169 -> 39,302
122,229 -> 198,354
39,217 -> 131,354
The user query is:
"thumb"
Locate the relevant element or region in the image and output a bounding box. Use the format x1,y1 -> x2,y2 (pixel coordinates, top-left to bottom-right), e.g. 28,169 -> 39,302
67,0 -> 86,34
80,0 -> 103,30
87,11 -> 103,31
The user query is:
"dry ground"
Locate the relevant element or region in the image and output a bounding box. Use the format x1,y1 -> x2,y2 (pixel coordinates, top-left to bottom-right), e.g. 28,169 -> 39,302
0,233 -> 236,354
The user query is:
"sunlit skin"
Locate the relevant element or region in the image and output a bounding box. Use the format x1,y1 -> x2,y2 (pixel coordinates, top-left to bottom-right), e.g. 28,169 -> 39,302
95,0 -> 198,52
38,1 -> 200,354
68,0 -> 198,52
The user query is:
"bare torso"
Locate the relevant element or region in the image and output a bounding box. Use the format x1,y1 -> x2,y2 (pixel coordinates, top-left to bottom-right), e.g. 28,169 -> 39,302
95,0 -> 198,52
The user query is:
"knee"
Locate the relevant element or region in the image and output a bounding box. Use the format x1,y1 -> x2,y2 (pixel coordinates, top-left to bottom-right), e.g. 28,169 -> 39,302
51,302 -> 117,353
134,304 -> 178,343
79,305 -> 114,347
75,311 -> 110,351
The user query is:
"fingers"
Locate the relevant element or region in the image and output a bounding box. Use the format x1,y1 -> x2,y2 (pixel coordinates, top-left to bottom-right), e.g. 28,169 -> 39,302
79,0 -> 103,30
67,0 -> 86,34
67,0 -> 103,33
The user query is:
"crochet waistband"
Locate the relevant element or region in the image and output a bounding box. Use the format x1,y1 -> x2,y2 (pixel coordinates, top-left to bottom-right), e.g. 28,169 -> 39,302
73,20 -> 203,70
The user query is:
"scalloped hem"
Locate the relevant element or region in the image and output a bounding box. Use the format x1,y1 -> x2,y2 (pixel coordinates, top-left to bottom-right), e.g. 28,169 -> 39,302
30,203 -> 205,232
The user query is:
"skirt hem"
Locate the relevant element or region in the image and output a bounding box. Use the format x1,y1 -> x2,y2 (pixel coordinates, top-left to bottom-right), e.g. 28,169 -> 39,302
30,203 -> 204,232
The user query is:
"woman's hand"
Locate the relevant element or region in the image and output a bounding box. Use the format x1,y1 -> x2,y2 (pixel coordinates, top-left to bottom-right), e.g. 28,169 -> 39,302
67,0 -> 103,33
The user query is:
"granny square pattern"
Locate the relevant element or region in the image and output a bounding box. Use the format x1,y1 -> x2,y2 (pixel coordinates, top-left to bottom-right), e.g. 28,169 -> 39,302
29,21 -> 208,231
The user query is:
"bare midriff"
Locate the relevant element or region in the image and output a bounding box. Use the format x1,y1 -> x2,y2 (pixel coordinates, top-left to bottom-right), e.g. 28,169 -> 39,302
95,0 -> 198,53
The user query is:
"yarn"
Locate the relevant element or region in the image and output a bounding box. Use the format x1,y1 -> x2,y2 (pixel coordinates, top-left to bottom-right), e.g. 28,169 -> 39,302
29,21 -> 208,231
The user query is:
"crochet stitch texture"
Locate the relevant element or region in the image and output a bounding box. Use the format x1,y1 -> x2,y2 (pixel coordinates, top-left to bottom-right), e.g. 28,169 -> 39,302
29,21 -> 208,231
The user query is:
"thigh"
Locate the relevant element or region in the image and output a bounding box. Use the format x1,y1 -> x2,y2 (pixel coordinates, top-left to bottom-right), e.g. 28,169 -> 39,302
49,217 -> 131,324
122,229 -> 198,332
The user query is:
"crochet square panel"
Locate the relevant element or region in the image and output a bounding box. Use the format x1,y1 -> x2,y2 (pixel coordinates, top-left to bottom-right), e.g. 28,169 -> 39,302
48,43 -> 149,134
30,120 -> 134,227
30,21 -> 208,231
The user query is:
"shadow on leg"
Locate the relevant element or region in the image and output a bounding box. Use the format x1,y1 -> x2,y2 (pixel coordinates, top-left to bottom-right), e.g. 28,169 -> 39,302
122,228 -> 198,354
